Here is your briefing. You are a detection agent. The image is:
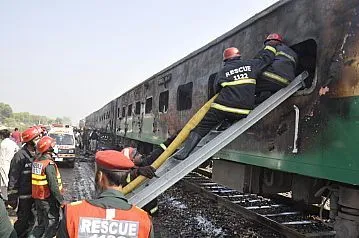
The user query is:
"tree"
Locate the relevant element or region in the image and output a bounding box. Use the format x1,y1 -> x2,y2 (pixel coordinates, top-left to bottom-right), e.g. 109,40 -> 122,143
0,103 -> 13,123
62,116 -> 72,125
55,117 -> 63,124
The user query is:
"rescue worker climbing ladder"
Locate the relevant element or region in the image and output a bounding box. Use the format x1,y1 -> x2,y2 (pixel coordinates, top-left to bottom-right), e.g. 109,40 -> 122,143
173,43 -> 277,160
256,33 -> 298,103
29,136 -> 64,238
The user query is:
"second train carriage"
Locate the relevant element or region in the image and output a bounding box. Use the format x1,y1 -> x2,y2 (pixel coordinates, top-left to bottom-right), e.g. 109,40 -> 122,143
85,0 -> 359,235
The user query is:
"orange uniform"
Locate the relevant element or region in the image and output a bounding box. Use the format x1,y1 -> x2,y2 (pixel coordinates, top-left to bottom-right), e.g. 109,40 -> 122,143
65,198 -> 151,238
31,158 -> 63,199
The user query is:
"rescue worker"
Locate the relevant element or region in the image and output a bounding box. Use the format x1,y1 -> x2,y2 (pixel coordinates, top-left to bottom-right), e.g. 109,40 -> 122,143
256,33 -> 298,103
122,134 -> 177,179
0,194 -> 17,238
57,150 -> 154,238
89,129 -> 99,152
29,136 -> 64,238
122,134 -> 177,216
7,126 -> 42,238
173,45 -> 277,160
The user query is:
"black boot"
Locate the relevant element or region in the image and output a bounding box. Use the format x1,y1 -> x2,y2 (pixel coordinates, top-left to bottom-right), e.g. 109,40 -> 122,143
173,131 -> 202,160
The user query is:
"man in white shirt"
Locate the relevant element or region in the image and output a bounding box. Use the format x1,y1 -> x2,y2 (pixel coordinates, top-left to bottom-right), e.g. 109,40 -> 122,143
0,129 -> 19,200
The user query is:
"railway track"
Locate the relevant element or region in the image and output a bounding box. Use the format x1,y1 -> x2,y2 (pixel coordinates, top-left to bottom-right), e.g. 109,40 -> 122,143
183,172 -> 335,238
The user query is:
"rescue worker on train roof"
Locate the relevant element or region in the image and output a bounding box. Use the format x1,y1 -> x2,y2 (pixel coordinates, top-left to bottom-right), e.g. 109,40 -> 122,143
7,126 -> 43,238
57,150 -> 154,238
256,33 -> 298,103
29,136 -> 64,238
173,42 -> 277,160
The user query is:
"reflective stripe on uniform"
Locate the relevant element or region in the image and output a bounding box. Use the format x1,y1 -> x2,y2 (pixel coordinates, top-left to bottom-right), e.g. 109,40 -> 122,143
32,180 -> 48,185
19,194 -> 32,199
22,170 -> 31,174
264,45 -> 277,54
126,173 -> 131,183
211,103 -> 251,115
32,174 -> 46,180
262,71 -> 290,85
276,51 -> 296,64
159,143 -> 167,150
221,78 -> 256,87
150,206 -> 158,214
70,201 -> 83,206
7,189 -> 18,195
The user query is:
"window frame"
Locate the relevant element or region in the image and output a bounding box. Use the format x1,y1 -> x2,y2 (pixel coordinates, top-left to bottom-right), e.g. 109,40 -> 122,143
128,104 -> 133,117
177,82 -> 193,111
122,106 -> 126,118
159,90 -> 169,113
135,101 -> 141,115
145,97 -> 153,114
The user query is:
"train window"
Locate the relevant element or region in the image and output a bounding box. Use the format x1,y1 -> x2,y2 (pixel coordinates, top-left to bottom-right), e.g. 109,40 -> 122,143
145,97 -> 153,114
128,104 -> 132,117
135,101 -> 141,115
177,82 -> 193,111
122,107 -> 126,118
159,90 -> 169,113
208,73 -> 218,100
291,39 -> 317,94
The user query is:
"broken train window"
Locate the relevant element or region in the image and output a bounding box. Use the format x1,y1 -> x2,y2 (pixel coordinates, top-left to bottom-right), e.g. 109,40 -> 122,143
177,82 -> 193,111
145,97 -> 153,114
159,90 -> 169,113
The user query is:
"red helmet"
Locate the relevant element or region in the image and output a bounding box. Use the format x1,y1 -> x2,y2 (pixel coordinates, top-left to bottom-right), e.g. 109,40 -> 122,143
22,126 -> 42,143
265,33 -> 283,43
223,47 -> 241,61
37,136 -> 56,153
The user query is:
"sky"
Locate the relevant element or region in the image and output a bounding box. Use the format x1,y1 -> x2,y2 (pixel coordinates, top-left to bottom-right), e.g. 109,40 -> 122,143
0,0 -> 277,124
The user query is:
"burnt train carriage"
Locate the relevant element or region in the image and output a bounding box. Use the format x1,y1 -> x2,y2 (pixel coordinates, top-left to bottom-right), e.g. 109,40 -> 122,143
86,0 -> 359,235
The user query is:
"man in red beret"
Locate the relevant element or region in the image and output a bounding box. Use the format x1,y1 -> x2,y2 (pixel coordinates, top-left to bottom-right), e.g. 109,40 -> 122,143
57,150 -> 154,238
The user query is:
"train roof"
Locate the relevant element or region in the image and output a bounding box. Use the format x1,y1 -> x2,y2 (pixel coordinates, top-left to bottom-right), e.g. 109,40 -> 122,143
119,0 -> 289,96
86,0 -> 291,118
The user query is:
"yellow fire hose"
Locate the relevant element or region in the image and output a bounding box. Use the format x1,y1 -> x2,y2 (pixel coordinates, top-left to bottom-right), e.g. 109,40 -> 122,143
123,94 -> 218,195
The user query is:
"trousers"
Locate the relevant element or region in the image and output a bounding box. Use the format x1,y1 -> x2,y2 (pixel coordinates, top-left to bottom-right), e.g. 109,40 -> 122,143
14,197 -> 35,238
193,108 -> 246,137
28,198 -> 60,238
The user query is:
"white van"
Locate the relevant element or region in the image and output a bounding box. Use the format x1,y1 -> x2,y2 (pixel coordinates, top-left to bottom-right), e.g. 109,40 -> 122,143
48,125 -> 76,168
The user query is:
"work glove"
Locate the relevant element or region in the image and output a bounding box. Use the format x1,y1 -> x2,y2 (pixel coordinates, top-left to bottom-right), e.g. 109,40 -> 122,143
136,166 -> 157,179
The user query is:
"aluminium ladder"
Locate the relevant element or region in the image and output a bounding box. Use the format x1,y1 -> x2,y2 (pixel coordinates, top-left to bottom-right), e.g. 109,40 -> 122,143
127,71 -> 308,208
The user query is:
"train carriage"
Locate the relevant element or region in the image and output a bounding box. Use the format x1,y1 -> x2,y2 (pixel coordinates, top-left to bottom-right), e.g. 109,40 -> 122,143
85,0 -> 359,235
